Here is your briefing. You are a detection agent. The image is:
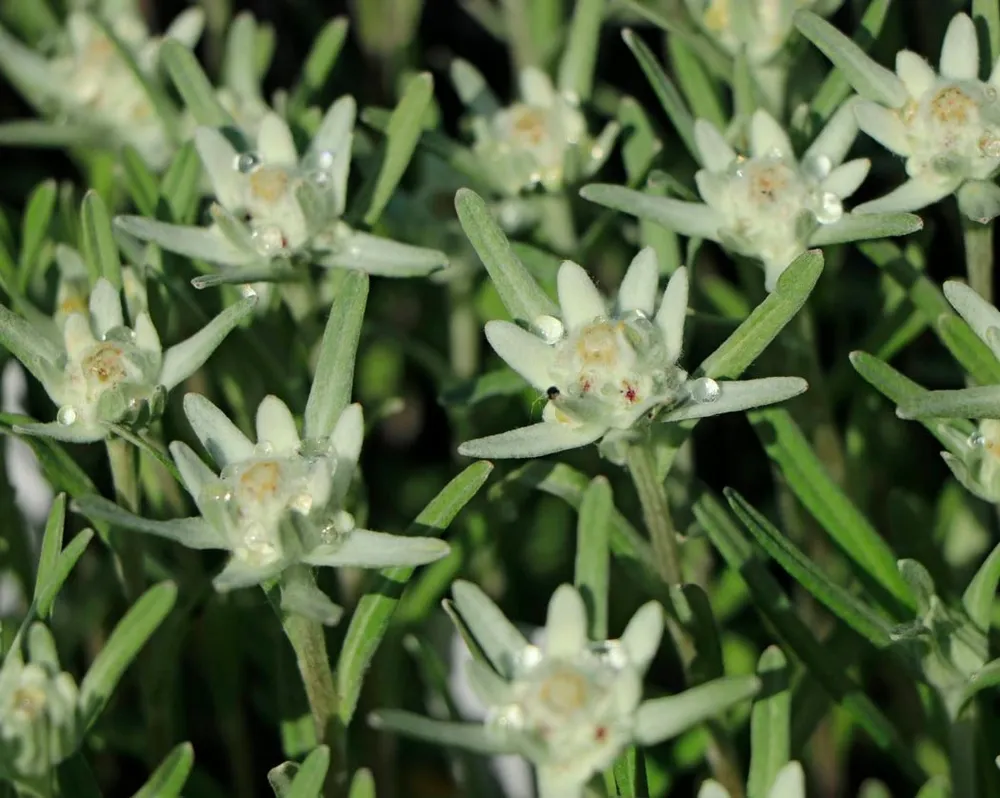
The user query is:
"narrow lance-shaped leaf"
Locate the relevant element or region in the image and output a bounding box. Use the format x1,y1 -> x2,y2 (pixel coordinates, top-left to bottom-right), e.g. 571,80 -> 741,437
963,541 -> 1000,632
368,710 -> 517,756
574,476 -> 612,639
19,178 -> 57,287
974,0 -> 1000,66
336,461 -> 493,723
455,188 -> 557,324
304,270 -> 369,440
698,250 -> 823,380
292,16 -> 350,108
621,29 -> 698,162
725,489 -> 897,648
287,745 -> 330,798
633,675 -> 761,745
81,190 -> 121,290
809,213 -> 923,247
363,72 -> 434,226
33,493 -> 66,606
450,579 -> 529,679
935,312 -> 1000,386
131,742 -> 194,798
347,768 -> 376,798
36,529 -> 94,619
897,385 -> 1000,420
748,646 -> 792,798
557,0 -> 604,102
79,581 -> 178,729
161,38 -> 235,129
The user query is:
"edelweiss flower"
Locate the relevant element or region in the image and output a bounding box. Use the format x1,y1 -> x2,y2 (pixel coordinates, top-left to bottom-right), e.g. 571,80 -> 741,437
0,625 -> 82,780
0,1 -> 203,169
582,106 -> 921,290
76,394 -> 450,623
458,248 -> 807,461
797,11 -> 1000,220
0,278 -> 256,443
451,60 -> 618,197
688,0 -> 842,66
116,102 -> 448,286
894,281 -> 1000,502
371,582 -> 760,798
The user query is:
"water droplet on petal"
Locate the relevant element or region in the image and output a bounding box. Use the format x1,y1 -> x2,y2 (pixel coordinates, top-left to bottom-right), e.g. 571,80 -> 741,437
814,191 -> 843,224
332,510 -> 355,534
253,441 -> 274,457
981,133 -> 1000,158
688,377 -> 720,404
515,644 -> 544,674
289,492 -> 313,515
315,150 -> 336,169
969,432 -> 987,448
57,405 -> 77,425
534,315 -> 565,344
235,152 -> 261,174
250,225 -> 286,256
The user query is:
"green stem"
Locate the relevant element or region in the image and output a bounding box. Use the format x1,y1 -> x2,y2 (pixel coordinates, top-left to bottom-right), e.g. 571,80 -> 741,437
537,192 -> 578,256
271,569 -> 347,797
626,443 -> 682,587
964,219 -> 994,303
949,702 -> 978,798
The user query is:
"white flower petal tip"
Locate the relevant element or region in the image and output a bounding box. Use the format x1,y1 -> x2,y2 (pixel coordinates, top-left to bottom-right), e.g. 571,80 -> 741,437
544,585 -> 588,657
557,261 -> 606,329
484,320 -> 555,391
939,13 -> 979,82
457,422 -> 607,460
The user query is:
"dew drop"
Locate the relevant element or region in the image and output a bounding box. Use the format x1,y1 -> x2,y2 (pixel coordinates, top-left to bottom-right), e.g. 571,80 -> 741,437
802,153 -> 832,180
688,377 -> 720,404
534,315 -> 565,344
235,152 -> 261,174
289,492 -> 313,515
332,510 -> 355,534
250,225 -> 286,256
57,405 -> 77,425
486,703 -> 526,734
814,191 -> 844,224
253,441 -> 274,457
981,134 -> 1000,158
514,644 -> 544,673
969,432 -> 987,448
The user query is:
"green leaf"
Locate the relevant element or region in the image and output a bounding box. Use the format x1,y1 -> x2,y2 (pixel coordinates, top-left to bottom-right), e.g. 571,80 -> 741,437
454,188 -> 557,323
809,212 -> 923,247
914,776 -> 951,798
363,73 -> 434,226
33,493 -> 65,605
806,0 -> 894,129
794,9 -> 907,108
975,0 -> 1000,66
81,190 -> 121,290
692,487 -> 926,783
896,386 -> 1000,420
18,178 -> 56,288
634,674 -> 761,745
368,710 -> 515,756
672,582 -> 725,684
336,462 -> 493,724
132,742 -> 194,798
748,647 -> 791,798
747,407 -> 915,612
574,476 -> 612,639
121,146 -> 159,218
56,753 -> 104,798
668,36 -> 726,130
292,16 -> 349,109
725,489 -> 897,648
621,28 -> 699,162
161,38 -> 235,129
36,529 -> 94,619
557,0 -> 604,101
287,746 -> 330,798
159,141 -> 204,224
698,250 -> 823,380
348,768 -> 376,798
439,368 -> 527,406
936,313 -> 1000,386
304,270 -> 369,441
79,581 -> 177,729
0,120 -> 110,149
963,540 -> 1000,631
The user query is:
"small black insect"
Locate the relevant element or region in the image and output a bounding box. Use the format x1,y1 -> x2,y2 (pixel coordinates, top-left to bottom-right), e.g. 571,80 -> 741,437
546,386 -> 561,399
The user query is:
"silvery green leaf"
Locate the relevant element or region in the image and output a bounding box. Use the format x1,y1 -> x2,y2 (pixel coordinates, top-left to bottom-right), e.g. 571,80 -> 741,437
896,386 -> 1000,420
368,710 -> 516,755
304,270 -> 368,440
0,302 -> 62,385
280,569 -> 344,626
957,180 -> 1000,223
941,451 -> 996,502
292,16 -> 349,109
660,377 -> 808,422
284,745 -> 330,798
73,494 -> 223,549
81,191 -> 122,289
0,24 -> 61,106
854,174 -> 963,215
317,231 -> 446,277
557,0 -> 604,101
115,216 -> 251,267
0,119 -> 110,149
190,262 -> 288,289
580,184 -> 722,240
159,287 -> 258,390
79,581 -> 177,729
794,10 -> 908,108
455,188 -> 557,324
302,530 -> 450,568
808,212 -> 923,247
223,12 -> 263,102
449,58 -> 501,117
363,72 -> 434,226
196,133 -> 244,212
944,279 -> 1000,358
132,742 -> 194,798
450,579 -> 529,679
583,120 -> 621,179
183,393 -> 254,468
748,647 -> 791,798
633,674 -> 761,745
33,494 -> 66,606
161,38 -> 235,128
37,527 -> 93,620
458,421 -> 607,459
310,96 -> 356,218
962,541 -> 1000,632
15,419 -> 108,444
212,556 -> 285,592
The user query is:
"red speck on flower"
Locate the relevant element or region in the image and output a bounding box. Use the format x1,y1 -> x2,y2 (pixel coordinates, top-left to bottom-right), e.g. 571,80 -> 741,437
582,379 -> 592,393
624,384 -> 638,403
595,726 -> 608,742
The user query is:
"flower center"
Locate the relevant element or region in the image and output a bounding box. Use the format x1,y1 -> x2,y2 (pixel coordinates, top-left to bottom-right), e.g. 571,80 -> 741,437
248,166 -> 292,205
703,0 -> 731,33
509,105 -> 549,147
931,86 -> 976,126
82,342 -> 128,387
11,686 -> 46,722
237,460 -> 283,504
538,666 -> 590,716
906,80 -> 1000,178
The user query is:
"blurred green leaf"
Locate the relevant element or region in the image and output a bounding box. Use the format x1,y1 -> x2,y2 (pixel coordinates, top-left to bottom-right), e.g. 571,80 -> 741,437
292,16 -> 349,109
121,146 -> 160,218
558,0 -> 604,101
348,768 -> 376,798
132,742 -> 194,798
36,528 -> 94,619
974,0 -> 1000,66
963,541 -> 1000,632
33,493 -> 65,605
159,142 -> 204,224
81,190 -> 121,289
161,39 -> 235,129
574,476 -> 611,639
288,746 -> 329,798
936,312 -> 1000,386
748,646 -> 791,798
18,178 -> 56,289
79,581 -> 177,729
